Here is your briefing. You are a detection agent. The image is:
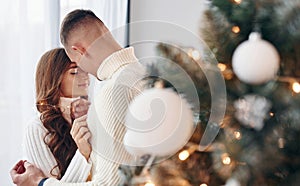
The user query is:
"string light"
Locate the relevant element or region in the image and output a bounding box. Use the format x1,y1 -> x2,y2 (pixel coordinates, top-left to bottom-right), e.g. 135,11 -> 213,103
222,154 -> 231,165
234,131 -> 242,140
145,181 -> 155,186
191,50 -> 201,61
217,63 -> 234,80
218,63 -> 227,72
292,82 -> 300,93
233,0 -> 242,4
269,112 -> 274,117
187,49 -> 201,61
232,26 -> 240,34
278,138 -> 285,149
179,150 -> 190,161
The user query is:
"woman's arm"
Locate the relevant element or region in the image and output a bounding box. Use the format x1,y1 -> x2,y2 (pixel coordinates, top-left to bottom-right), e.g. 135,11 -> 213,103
24,117 -> 92,182
60,150 -> 92,182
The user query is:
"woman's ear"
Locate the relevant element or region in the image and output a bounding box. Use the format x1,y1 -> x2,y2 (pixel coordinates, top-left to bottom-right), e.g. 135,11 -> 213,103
71,45 -> 86,56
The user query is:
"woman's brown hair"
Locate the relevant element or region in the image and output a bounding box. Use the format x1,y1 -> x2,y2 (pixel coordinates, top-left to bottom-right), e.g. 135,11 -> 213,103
35,48 -> 77,179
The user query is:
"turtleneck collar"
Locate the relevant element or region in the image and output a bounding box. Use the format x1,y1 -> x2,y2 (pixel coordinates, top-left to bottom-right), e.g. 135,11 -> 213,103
59,97 -> 80,124
96,47 -> 138,80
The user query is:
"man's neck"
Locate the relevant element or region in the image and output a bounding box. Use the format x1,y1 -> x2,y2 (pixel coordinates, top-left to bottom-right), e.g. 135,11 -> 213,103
84,32 -> 123,77
93,32 -> 122,67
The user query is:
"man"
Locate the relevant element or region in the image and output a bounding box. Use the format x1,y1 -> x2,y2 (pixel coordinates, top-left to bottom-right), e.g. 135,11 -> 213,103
11,9 -> 144,186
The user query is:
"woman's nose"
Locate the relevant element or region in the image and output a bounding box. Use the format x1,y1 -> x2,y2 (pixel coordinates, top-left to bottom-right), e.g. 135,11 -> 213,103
80,73 -> 89,80
78,68 -> 89,77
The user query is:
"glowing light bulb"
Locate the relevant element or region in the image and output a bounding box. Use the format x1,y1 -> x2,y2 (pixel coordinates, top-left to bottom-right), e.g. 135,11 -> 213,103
145,182 -> 155,186
233,0 -> 242,4
278,138 -> 285,149
222,154 -> 231,165
269,112 -> 274,117
292,82 -> 300,93
191,50 -> 200,61
234,131 -> 241,140
232,26 -> 240,34
218,63 -> 227,72
200,184 -> 208,186
178,150 -> 190,161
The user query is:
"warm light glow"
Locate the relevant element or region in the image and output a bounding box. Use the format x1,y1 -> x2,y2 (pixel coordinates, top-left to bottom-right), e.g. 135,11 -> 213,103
292,82 -> 300,93
179,150 -> 190,161
222,154 -> 231,165
191,50 -> 201,61
218,63 -> 227,72
234,131 -> 242,140
224,71 -> 234,80
145,182 -> 155,186
154,80 -> 164,88
278,138 -> 285,149
233,0 -> 242,4
232,26 -> 240,34
200,184 -> 208,186
269,112 -> 274,117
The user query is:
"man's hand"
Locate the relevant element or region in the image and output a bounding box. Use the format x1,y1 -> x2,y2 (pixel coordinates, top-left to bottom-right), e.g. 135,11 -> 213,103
10,160 -> 46,186
70,115 -> 92,160
71,98 -> 91,120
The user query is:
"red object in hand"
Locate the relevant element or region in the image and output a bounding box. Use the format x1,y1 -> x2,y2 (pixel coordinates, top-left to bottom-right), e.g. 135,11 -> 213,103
16,160 -> 26,174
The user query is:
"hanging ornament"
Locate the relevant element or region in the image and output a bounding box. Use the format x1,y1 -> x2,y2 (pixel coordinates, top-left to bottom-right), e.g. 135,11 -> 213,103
234,94 -> 271,131
124,88 -> 194,157
232,32 -> 280,85
225,178 -> 241,186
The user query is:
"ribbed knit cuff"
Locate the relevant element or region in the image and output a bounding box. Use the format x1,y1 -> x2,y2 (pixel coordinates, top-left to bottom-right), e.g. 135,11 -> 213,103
38,178 -> 48,186
42,177 -> 60,186
61,149 -> 92,182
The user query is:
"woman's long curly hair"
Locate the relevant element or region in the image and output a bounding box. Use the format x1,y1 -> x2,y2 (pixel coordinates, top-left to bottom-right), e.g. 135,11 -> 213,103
35,48 -> 77,179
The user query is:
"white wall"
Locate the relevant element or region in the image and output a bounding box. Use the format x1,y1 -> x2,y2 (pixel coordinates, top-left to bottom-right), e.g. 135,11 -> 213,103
130,0 -> 206,58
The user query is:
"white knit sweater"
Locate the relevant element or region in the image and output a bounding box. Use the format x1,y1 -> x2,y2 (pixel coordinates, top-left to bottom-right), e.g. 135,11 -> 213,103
24,115 -> 92,182
44,47 -> 145,186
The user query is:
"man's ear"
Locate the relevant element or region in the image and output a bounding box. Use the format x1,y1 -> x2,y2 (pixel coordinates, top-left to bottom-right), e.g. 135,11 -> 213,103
71,45 -> 86,56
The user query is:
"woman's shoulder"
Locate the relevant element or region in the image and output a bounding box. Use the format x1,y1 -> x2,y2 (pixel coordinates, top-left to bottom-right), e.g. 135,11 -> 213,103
25,114 -> 47,133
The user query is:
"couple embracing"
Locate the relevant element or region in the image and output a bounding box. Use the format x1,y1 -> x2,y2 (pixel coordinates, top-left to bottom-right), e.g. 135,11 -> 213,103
11,9 -> 144,186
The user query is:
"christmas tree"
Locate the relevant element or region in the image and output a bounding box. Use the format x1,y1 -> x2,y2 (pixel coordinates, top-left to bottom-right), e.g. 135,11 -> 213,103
119,0 -> 300,185
148,0 -> 300,185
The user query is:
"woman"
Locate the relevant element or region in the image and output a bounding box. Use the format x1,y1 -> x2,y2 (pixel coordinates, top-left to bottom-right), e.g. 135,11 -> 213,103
24,48 -> 92,182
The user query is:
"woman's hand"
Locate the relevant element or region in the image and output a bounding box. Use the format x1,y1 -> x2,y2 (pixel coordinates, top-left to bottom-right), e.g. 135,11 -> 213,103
71,98 -> 91,120
70,115 -> 92,160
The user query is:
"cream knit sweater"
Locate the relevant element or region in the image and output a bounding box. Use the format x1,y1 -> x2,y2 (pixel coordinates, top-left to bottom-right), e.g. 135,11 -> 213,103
24,116 -> 92,182
44,47 -> 145,186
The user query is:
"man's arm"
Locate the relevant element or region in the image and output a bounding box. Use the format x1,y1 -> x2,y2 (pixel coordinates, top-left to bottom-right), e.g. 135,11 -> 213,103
10,161 -> 99,186
90,68 -> 145,185
44,178 -> 98,186
10,161 -> 47,186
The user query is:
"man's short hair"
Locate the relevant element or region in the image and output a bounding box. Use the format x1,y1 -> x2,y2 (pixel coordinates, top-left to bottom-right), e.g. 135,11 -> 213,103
60,9 -> 103,46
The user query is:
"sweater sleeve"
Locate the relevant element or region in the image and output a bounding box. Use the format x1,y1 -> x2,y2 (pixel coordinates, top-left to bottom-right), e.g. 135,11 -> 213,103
24,117 -> 92,183
89,77 -> 143,185
44,152 -> 102,186
44,178 -> 98,186
61,150 -> 92,182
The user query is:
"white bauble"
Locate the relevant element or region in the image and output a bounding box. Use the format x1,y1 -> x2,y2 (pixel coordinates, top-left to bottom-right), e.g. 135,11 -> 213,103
225,178 -> 241,186
232,32 -> 280,85
124,88 -> 194,157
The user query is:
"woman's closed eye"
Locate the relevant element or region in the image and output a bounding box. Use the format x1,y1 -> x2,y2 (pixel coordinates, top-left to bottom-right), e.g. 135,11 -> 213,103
70,70 -> 78,75
69,68 -> 78,75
